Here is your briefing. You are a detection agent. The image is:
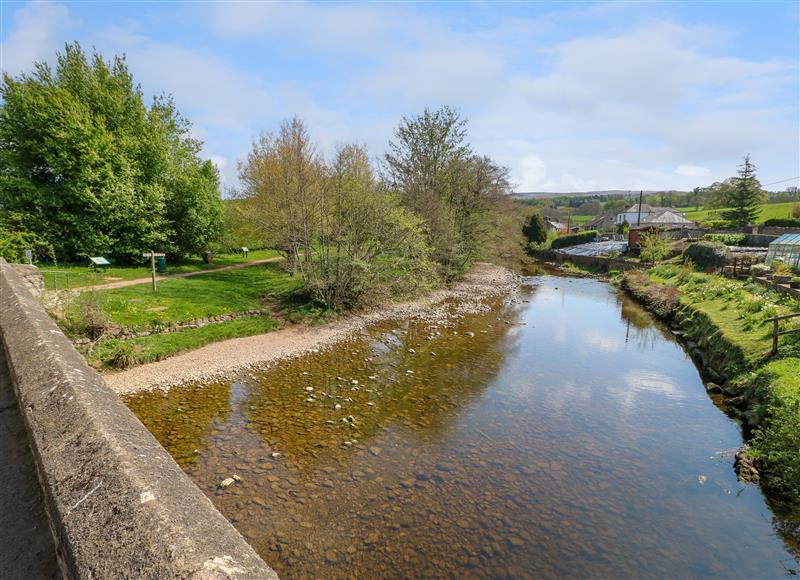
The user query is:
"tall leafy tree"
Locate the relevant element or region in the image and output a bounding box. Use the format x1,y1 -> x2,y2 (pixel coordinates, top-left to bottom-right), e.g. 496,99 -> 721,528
0,43 -> 222,262
722,155 -> 766,227
383,107 -> 514,278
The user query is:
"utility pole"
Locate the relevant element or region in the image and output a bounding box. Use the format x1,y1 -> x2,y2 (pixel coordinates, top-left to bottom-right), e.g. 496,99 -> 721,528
636,190 -> 644,226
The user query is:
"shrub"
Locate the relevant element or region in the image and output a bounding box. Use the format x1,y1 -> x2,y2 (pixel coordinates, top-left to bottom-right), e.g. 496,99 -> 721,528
522,211 -> 547,245
64,292 -> 110,340
751,263 -> 769,276
682,241 -> 728,271
763,218 -> 800,228
551,230 -> 598,250
639,229 -> 670,264
699,219 -> 733,230
772,261 -> 793,275
107,341 -> 141,369
703,233 -> 747,246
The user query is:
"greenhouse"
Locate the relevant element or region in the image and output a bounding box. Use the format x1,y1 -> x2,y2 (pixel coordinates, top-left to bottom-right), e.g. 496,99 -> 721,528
765,233 -> 800,269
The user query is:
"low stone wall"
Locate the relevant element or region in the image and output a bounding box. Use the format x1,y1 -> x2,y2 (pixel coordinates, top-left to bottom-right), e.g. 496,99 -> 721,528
10,263 -> 45,297
0,259 -> 277,579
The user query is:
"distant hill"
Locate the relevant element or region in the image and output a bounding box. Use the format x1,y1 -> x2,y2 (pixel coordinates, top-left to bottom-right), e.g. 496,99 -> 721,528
511,190 -> 683,200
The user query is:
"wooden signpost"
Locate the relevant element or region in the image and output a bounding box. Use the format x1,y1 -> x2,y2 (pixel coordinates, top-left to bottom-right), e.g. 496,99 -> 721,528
142,251 -> 165,293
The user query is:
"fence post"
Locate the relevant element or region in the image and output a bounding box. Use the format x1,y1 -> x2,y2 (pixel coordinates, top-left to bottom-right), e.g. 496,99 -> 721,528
773,318 -> 780,355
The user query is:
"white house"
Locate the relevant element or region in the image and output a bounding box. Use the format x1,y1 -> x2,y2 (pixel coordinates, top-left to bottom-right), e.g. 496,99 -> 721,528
615,204 -> 695,228
615,203 -> 658,225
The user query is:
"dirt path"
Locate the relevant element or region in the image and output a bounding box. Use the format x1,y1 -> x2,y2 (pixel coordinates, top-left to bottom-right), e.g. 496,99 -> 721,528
0,349 -> 59,579
104,263 -> 520,395
78,256 -> 283,292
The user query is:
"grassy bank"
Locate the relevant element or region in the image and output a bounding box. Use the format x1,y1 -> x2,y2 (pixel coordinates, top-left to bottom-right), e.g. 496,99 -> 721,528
64,262 -> 333,369
39,249 -> 279,290
677,201 -> 796,223
90,316 -> 280,368
622,265 -> 800,506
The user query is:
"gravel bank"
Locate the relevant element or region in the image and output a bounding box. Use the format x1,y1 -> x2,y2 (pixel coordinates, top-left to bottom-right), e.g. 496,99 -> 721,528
104,263 -> 520,395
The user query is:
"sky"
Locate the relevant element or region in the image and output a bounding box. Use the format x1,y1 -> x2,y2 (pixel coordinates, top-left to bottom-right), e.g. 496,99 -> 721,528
1,0 -> 798,193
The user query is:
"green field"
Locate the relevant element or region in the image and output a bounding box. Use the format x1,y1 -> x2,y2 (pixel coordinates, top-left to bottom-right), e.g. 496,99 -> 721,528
91,262 -> 301,329
39,249 -> 280,290
570,215 -> 593,225
677,202 -> 796,223
66,261 -> 333,369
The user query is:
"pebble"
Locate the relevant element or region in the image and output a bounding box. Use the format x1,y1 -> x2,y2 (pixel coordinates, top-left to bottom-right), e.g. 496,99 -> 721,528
305,386 -> 314,392
219,477 -> 235,488
369,446 -> 382,456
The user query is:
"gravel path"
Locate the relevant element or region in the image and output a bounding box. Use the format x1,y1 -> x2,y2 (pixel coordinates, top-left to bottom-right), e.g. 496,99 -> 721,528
104,263 -> 520,395
78,256 -> 283,292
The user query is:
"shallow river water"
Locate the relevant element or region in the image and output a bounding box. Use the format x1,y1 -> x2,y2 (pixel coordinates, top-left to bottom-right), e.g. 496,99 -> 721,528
126,274 -> 798,578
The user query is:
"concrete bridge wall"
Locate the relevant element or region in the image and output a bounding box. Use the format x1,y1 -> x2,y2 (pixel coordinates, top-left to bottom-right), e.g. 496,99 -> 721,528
0,258 -> 276,579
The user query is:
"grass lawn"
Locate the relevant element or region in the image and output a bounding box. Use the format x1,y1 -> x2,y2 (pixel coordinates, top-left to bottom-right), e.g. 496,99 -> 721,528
570,215 -> 593,225
676,202 -> 796,223
647,264 -> 800,361
89,316 -> 280,367
38,249 -> 280,290
93,261 -> 303,329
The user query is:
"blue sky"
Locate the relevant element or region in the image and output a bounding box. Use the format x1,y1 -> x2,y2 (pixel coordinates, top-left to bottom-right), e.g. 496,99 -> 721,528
2,1 -> 798,192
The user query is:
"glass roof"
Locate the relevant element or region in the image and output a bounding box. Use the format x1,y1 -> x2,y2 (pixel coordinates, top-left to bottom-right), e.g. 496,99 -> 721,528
770,233 -> 800,245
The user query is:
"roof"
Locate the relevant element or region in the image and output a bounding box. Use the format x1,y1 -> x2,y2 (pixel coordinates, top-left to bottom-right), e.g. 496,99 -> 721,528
546,219 -> 567,229
642,209 -> 694,225
586,213 -> 616,228
88,257 -> 111,266
624,203 -> 657,213
770,233 -> 800,245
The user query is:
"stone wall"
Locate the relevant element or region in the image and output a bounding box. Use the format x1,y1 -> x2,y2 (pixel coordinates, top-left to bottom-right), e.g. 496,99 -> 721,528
0,258 -> 277,579
9,263 -> 45,297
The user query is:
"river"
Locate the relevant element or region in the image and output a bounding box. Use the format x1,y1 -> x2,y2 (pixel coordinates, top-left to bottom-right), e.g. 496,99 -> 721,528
126,271 -> 798,578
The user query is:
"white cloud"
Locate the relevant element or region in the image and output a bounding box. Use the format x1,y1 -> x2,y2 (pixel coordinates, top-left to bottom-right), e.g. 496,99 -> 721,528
676,165 -> 711,178
1,1 -> 75,75
2,2 -> 796,191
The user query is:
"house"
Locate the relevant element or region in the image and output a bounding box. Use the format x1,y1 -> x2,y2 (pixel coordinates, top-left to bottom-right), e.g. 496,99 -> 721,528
545,218 -> 568,233
584,213 -> 617,232
615,204 -> 695,229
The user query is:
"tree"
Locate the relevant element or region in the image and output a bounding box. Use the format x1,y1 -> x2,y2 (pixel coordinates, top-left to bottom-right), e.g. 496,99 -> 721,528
238,119 -> 436,310
0,43 -> 222,262
383,107 -> 514,279
638,228 -> 669,263
722,155 -> 766,227
237,117 -> 325,274
522,211 -> 547,245
703,181 -> 734,209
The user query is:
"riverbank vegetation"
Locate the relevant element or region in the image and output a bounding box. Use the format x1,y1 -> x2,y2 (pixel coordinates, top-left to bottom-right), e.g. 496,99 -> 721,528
57,262 -> 323,369
622,265 -> 800,507
234,109 -> 528,310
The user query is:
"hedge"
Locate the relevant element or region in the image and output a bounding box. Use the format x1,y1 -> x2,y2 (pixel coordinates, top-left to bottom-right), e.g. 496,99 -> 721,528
682,240 -> 728,270
551,230 -> 599,250
762,218 -> 800,228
